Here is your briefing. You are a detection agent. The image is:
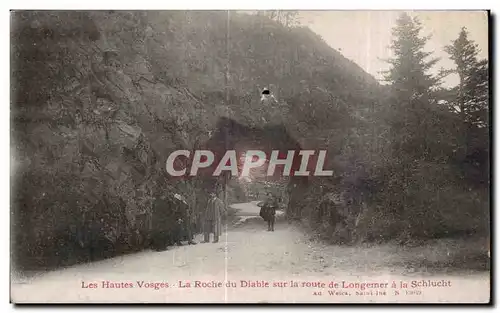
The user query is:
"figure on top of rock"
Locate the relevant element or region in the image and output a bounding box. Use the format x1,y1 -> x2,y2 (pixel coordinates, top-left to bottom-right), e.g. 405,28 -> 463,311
260,87 -> 278,105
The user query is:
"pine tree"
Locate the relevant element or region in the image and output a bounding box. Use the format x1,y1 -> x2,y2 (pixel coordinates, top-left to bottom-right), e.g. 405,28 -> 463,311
382,12 -> 441,158
444,27 -> 489,185
383,13 -> 440,107
378,12 -> 447,236
445,27 -> 489,127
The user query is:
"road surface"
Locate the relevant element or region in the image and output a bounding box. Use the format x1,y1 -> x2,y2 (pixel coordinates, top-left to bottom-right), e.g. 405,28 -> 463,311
230,201 -> 264,216
11,202 -> 490,303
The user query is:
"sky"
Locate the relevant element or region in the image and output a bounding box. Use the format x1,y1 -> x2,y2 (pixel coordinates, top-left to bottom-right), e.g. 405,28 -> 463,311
300,11 -> 489,88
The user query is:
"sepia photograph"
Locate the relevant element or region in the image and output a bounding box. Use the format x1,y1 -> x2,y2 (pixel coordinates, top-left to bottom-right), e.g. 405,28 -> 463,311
9,9 -> 491,303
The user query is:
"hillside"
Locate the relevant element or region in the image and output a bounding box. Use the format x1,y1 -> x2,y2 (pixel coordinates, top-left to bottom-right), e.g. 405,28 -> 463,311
11,11 -> 386,270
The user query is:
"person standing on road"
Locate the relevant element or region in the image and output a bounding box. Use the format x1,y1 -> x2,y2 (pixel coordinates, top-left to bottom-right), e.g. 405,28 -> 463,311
173,193 -> 197,245
202,192 -> 225,243
183,205 -> 198,245
263,192 -> 278,232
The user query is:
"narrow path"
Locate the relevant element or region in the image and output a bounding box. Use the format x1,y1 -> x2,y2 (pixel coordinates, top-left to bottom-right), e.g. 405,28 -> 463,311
11,203 -> 490,303
230,201 -> 263,216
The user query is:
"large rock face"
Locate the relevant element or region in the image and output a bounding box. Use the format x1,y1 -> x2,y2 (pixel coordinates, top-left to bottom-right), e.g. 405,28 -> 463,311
11,11 -> 383,270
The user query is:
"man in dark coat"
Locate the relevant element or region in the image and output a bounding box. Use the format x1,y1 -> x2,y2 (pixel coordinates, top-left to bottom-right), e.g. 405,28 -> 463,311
262,192 -> 278,231
151,194 -> 175,251
171,194 -> 197,246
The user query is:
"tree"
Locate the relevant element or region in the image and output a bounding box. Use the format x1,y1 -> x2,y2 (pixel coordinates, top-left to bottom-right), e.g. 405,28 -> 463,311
382,13 -> 442,159
261,10 -> 300,27
444,27 -> 489,128
443,28 -> 489,187
370,13 -> 490,242
383,13 -> 440,103
375,13 -> 446,238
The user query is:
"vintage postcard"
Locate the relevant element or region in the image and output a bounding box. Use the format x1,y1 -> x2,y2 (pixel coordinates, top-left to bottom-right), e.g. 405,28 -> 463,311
10,10 -> 491,303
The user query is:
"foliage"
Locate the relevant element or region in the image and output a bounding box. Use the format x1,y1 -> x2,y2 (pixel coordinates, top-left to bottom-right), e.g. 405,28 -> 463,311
443,27 -> 489,128
346,13 -> 490,243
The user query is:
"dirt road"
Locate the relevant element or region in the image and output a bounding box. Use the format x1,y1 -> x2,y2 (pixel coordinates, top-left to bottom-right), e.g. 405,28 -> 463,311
11,203 -> 490,303
230,201 -> 264,216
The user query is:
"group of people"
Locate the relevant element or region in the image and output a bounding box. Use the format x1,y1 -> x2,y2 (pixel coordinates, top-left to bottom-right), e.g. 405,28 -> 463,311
151,191 -> 226,251
152,188 -> 280,251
